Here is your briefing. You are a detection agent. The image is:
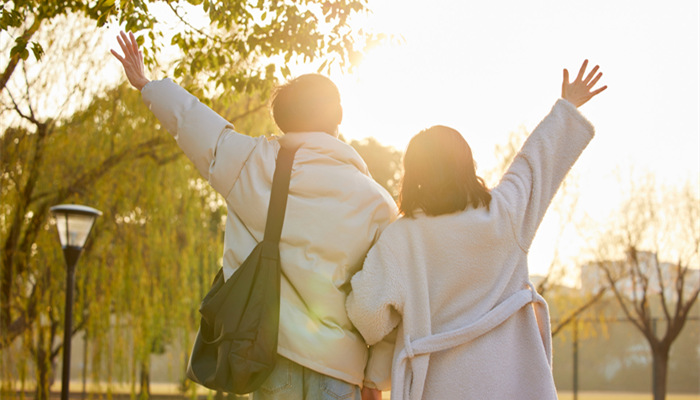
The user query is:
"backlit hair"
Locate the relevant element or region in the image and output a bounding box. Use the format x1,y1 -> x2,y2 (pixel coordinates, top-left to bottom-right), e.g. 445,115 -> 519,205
270,74 -> 342,135
399,125 -> 491,217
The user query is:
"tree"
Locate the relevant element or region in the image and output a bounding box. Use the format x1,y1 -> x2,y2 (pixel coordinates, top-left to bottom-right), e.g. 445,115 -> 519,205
1,0 -> 377,100
348,137 -> 402,198
588,176 -> 700,400
2,78 -> 278,399
0,13 -> 287,399
2,0 -> 379,395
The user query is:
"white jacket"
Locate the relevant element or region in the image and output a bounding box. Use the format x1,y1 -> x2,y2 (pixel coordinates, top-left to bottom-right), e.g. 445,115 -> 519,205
142,79 -> 398,386
347,99 -> 595,399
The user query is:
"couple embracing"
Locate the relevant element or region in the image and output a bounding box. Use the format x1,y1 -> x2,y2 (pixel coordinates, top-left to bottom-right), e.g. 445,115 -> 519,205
112,31 -> 606,400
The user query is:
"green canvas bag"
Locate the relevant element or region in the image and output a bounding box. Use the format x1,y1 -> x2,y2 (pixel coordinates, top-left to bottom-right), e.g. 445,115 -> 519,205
186,145 -> 299,394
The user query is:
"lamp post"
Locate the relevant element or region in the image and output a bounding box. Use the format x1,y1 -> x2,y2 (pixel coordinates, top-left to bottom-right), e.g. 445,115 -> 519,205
50,205 -> 102,400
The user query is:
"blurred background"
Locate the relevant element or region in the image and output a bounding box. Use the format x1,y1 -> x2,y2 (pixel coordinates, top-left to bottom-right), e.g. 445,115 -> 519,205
1,0 -> 698,399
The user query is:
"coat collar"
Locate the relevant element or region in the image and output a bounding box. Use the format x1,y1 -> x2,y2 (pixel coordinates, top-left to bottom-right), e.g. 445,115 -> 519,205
277,131 -> 370,176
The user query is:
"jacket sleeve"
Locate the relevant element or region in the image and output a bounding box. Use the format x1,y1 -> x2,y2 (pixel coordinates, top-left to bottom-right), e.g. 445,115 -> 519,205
363,328 -> 396,391
141,78 -> 260,196
347,239 -> 403,389
347,240 -> 403,345
494,98 -> 594,251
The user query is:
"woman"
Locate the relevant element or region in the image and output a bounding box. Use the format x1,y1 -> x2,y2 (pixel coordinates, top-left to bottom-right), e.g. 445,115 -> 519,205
347,61 -> 606,399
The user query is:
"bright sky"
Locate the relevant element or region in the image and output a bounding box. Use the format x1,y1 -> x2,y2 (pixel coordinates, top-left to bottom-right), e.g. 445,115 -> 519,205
331,0 -> 700,177
314,0 -> 699,278
102,0 -> 699,279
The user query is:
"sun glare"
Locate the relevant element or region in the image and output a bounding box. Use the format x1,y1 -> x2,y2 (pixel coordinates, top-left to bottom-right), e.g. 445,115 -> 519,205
332,44 -> 418,150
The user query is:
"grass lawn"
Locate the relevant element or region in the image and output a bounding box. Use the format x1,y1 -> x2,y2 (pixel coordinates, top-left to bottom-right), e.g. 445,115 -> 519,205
556,393 -> 699,400
378,392 -> 700,399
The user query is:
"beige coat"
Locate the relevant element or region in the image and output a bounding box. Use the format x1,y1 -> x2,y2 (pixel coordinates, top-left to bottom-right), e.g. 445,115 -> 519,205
142,79 -> 398,387
347,99 -> 595,399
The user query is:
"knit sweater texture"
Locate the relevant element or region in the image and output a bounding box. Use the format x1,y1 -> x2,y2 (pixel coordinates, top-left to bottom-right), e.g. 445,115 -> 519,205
347,98 -> 595,399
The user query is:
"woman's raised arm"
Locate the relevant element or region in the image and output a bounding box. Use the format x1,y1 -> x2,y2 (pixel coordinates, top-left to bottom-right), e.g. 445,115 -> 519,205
110,31 -> 150,91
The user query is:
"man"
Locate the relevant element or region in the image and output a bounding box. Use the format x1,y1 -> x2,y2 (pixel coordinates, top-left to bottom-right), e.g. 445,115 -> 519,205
112,31 -> 396,399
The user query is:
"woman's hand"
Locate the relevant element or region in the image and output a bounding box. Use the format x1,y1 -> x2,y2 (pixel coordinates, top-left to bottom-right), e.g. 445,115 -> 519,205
562,60 -> 607,108
110,31 -> 150,91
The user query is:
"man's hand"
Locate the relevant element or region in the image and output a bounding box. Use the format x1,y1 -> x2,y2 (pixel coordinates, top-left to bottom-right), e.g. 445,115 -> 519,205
361,387 -> 382,400
562,59 -> 607,108
110,31 -> 150,91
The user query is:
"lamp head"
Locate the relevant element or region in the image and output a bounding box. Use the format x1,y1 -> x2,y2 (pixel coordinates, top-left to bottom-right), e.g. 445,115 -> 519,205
50,205 -> 102,250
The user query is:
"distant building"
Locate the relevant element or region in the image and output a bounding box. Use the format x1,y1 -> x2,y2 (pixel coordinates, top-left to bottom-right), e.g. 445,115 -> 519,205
581,250 -> 700,301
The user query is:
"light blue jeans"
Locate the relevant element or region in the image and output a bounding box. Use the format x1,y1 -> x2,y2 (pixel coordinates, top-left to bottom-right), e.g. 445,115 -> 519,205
249,356 -> 361,400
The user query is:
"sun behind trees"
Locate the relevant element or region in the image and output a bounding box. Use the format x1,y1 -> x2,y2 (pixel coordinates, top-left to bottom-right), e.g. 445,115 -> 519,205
1,2 -> 376,398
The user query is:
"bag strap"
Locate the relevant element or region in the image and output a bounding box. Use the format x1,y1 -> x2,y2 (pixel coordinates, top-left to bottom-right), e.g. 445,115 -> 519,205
263,145 -> 299,244
262,144 -> 319,318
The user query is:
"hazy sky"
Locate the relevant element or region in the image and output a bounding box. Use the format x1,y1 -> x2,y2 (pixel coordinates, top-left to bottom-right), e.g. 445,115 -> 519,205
330,0 -> 699,176
313,0 -> 699,276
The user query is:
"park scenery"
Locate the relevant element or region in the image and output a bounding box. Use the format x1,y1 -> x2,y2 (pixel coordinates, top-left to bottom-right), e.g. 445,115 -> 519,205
1,1 -> 698,400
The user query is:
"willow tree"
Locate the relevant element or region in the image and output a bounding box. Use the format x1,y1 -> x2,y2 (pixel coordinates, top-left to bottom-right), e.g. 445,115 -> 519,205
2,71 -> 279,397
2,1 -> 374,397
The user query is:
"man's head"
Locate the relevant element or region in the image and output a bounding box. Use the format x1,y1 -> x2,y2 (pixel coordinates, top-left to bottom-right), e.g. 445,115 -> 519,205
270,74 -> 343,136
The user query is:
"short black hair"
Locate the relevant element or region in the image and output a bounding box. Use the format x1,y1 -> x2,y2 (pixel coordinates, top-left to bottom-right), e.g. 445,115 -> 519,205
270,74 -> 342,135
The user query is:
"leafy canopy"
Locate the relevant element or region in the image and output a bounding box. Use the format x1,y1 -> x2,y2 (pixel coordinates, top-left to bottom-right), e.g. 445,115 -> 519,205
1,0 -> 375,97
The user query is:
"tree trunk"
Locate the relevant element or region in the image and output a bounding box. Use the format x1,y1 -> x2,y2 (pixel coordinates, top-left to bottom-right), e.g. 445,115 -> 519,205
35,347 -> 53,400
651,345 -> 670,400
139,362 -> 150,399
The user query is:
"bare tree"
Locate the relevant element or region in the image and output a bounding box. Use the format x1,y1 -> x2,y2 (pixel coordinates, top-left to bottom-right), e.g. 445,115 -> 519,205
589,176 -> 700,400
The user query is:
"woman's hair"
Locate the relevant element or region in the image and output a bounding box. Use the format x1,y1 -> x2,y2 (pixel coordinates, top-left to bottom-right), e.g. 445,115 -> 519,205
399,125 -> 491,217
270,74 -> 342,135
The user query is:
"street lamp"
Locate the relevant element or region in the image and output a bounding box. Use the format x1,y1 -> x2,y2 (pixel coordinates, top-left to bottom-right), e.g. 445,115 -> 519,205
50,205 -> 102,400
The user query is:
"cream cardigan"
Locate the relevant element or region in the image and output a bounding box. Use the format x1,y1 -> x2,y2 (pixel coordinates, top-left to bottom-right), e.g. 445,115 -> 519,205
347,99 -> 595,399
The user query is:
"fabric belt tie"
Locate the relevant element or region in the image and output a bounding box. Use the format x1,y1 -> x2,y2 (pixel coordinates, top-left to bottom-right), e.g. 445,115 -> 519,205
393,282 -> 550,400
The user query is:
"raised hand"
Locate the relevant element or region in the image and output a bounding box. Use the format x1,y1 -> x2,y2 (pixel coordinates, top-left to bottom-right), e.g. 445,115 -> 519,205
110,31 -> 150,91
562,60 -> 607,108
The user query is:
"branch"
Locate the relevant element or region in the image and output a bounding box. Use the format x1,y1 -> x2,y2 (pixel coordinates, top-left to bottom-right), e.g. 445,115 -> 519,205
1,117 -> 50,328
16,202 -> 52,276
51,315 -> 89,359
0,268 -> 45,349
599,261 -> 648,336
551,286 -> 608,337
663,265 -> 700,347
627,248 -> 652,332
229,102 -> 267,123
677,266 -> 700,323
6,88 -> 40,125
654,252 -> 672,323
31,136 -> 170,204
0,18 -> 42,94
165,3 -> 216,42
21,62 -> 37,122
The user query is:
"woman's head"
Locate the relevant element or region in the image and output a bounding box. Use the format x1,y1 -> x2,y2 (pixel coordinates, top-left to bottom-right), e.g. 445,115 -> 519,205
270,74 -> 343,136
399,125 -> 491,217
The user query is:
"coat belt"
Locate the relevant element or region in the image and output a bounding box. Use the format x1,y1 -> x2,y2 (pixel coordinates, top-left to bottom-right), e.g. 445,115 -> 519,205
392,282 -> 550,400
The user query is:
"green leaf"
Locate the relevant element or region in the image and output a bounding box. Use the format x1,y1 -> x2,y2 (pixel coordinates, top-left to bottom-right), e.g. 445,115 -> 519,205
30,42 -> 44,60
